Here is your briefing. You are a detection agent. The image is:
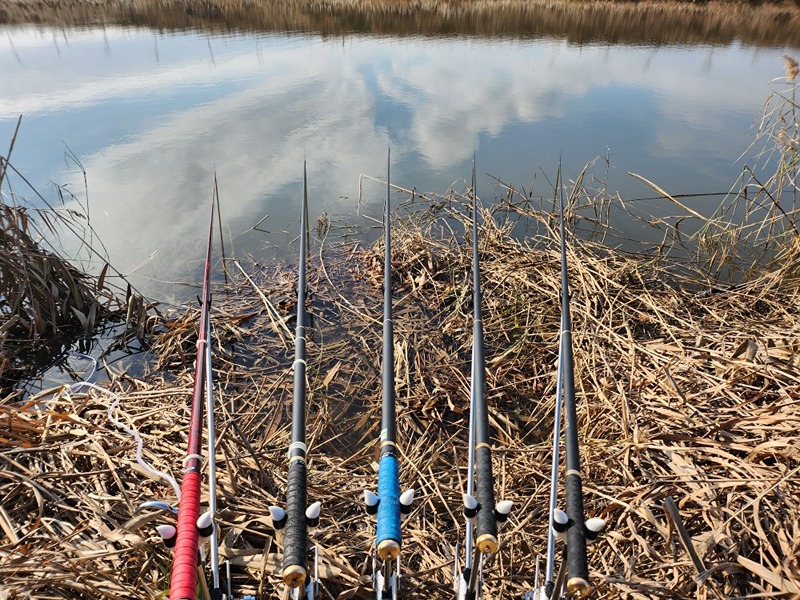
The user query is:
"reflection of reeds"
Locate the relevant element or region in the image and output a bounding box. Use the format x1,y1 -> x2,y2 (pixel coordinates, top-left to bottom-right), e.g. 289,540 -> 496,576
0,202 -> 110,390
544,57 -> 800,284
2,0 -> 800,47
685,60 -> 800,281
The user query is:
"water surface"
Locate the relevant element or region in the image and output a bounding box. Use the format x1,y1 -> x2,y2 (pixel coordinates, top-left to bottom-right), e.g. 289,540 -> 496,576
0,20 -> 795,298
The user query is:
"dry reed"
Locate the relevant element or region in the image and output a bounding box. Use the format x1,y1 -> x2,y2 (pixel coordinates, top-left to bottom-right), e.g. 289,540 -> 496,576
1,0 -> 799,47
1,185 -> 798,597
1,126 -> 154,397
0,197 -> 148,396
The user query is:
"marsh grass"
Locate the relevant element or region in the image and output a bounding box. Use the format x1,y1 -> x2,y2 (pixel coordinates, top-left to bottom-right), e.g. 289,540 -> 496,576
1,178 -> 798,597
2,0 -> 800,47
0,139 -> 152,394
655,68 -> 800,283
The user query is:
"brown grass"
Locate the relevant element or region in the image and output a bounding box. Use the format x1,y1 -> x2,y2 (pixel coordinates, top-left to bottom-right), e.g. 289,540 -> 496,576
0,121 -> 155,396
1,0 -> 800,47
0,196 -> 149,395
1,187 -> 798,597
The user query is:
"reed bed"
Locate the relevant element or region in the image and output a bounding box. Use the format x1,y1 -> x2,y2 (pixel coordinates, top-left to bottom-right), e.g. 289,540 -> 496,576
0,170 -> 149,396
1,183 -> 798,598
1,63 -> 798,600
0,120 -> 155,395
2,0 -> 800,48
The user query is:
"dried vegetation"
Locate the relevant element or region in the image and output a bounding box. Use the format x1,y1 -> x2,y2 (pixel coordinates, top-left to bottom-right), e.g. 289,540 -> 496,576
0,120 -> 151,395
2,200 -> 799,597
2,0 -> 800,47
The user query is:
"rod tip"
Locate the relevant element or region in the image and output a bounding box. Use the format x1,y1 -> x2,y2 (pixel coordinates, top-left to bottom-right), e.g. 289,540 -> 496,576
476,533 -> 498,554
282,565 -> 307,588
377,539 -> 400,561
566,577 -> 591,597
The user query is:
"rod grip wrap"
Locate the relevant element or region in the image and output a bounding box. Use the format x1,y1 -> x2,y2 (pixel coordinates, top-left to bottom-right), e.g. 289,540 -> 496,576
376,454 -> 401,551
283,459 -> 307,585
565,472 -> 589,589
475,445 -> 497,552
170,469 -> 202,600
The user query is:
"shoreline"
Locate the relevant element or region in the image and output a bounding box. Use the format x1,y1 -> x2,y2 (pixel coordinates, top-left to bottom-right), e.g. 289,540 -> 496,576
2,0 -> 800,47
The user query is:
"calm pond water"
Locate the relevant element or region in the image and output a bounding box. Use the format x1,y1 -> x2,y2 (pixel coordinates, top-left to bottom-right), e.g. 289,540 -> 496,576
1,10 -> 797,299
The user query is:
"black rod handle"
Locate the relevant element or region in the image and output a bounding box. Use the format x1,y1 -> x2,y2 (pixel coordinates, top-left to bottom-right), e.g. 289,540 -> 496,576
282,458 -> 307,588
565,471 -> 589,595
474,444 -> 497,553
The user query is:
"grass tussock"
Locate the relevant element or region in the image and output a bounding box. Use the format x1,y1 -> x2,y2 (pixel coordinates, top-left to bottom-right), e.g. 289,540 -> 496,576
0,201 -> 128,372
0,189 -> 798,598
0,125 -> 153,395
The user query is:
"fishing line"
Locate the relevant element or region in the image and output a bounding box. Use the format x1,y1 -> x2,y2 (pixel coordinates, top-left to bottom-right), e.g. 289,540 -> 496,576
103,381 -> 182,500
57,352 -> 182,499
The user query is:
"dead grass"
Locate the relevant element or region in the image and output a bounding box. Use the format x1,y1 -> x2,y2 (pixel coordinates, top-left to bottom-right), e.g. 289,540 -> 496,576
0,113 -> 157,398
0,186 -> 798,597
1,0 -> 799,47
1,55 -> 798,600
0,158 -> 150,395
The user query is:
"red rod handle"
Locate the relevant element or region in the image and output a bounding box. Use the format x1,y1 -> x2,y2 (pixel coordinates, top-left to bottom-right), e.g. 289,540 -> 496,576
170,469 -> 202,599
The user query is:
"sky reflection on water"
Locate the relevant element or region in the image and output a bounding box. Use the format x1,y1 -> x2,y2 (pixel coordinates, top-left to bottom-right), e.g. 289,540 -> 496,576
0,26 -> 792,298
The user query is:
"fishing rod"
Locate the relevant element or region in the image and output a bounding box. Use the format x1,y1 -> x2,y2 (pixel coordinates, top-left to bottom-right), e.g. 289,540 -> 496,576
169,195 -> 219,600
269,163 -> 321,600
201,240 -> 221,599
532,176 -> 604,600
557,174 -> 590,599
533,168 -> 570,600
363,150 -> 415,600
539,307 -> 566,600
455,161 -> 512,600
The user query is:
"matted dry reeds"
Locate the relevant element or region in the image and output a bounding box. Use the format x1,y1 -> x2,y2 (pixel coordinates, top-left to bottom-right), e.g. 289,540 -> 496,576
1,182 -> 798,598
0,198 -> 146,396
0,136 -> 152,395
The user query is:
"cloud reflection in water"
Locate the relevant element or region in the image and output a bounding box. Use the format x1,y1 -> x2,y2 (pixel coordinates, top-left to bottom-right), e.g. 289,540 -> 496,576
0,27 -> 786,297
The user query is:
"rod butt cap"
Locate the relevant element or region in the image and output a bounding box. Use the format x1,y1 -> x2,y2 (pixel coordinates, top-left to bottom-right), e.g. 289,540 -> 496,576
476,533 -> 498,554
567,577 -> 591,597
377,539 -> 400,561
282,565 -> 307,588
